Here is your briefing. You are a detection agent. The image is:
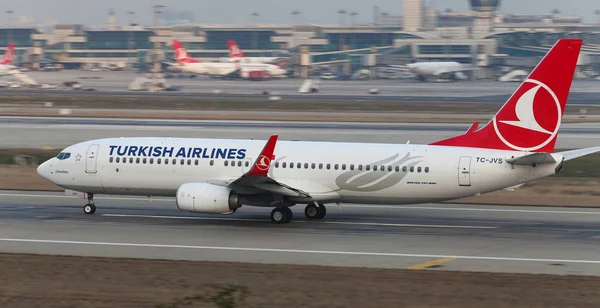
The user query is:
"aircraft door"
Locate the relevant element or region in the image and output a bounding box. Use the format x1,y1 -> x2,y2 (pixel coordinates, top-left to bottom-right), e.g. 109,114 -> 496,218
458,156 -> 471,186
85,144 -> 100,174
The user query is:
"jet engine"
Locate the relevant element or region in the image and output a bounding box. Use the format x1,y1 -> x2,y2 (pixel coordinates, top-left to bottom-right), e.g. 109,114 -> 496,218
176,183 -> 241,214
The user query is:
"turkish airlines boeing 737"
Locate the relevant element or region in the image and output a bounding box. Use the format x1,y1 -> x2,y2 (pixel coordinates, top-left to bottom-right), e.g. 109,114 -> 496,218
37,39 -> 599,224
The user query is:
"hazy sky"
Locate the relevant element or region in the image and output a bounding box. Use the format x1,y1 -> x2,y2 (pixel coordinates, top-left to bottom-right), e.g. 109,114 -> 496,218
2,0 -> 599,26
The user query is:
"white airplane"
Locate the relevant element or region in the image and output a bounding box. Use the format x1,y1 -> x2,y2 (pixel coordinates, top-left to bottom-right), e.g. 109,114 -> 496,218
171,40 -> 286,78
406,61 -> 475,81
219,40 -> 286,65
37,39 -> 599,224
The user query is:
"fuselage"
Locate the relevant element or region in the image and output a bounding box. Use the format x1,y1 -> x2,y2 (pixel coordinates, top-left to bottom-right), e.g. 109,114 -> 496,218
406,62 -> 463,76
37,137 -> 561,206
176,62 -> 286,77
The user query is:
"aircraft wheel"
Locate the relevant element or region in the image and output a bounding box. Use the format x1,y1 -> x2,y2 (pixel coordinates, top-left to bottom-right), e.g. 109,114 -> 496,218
84,204 -> 96,214
305,203 -> 319,219
316,203 -> 327,219
271,207 -> 292,224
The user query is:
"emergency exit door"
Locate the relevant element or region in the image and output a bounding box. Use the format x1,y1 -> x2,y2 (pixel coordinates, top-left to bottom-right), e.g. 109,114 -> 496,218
458,156 -> 471,186
85,144 -> 100,174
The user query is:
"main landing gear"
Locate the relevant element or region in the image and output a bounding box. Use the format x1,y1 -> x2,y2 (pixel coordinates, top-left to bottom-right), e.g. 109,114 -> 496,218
270,206 -> 293,224
304,202 -> 326,220
84,193 -> 96,214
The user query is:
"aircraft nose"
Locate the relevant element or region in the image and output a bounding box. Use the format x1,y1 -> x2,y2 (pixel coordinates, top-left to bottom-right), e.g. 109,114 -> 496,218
37,159 -> 53,181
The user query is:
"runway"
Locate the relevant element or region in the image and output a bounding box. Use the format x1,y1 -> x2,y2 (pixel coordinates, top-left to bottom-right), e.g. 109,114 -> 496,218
1,190 -> 600,275
2,116 -> 600,149
4,70 -> 600,104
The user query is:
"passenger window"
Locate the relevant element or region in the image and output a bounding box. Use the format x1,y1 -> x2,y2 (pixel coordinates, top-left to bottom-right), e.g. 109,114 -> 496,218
158,158 -> 162,164
187,159 -> 191,165
282,162 -> 287,168
417,167 -> 422,173
165,159 -> 169,165
290,162 -> 294,169
224,161 -> 229,166
136,158 -> 140,164
319,163 -> 323,169
425,167 -> 430,173
210,160 -> 214,166
116,157 -> 120,163
326,164 -> 331,170
373,165 -> 377,171
395,166 -> 400,172
358,165 -> 363,171
129,158 -> 134,163
245,161 -> 249,167
231,161 -> 236,167
366,165 -> 370,171
237,161 -> 242,167
150,158 -> 154,164
195,159 -> 198,166
311,163 -> 316,169
334,164 -> 339,170
172,159 -> 176,165
350,164 -> 354,170
297,163 -> 301,168
304,163 -> 308,169
275,162 -> 280,168
388,166 -> 392,172
410,166 -> 414,172
342,164 -> 346,170
180,159 -> 185,165
380,166 -> 385,171
109,157 -> 113,163
122,157 -> 126,164
402,166 -> 407,172
143,158 -> 147,164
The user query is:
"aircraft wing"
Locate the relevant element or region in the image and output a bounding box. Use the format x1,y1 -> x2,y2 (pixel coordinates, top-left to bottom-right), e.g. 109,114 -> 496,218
9,71 -> 37,85
224,135 -> 311,198
433,67 -> 478,76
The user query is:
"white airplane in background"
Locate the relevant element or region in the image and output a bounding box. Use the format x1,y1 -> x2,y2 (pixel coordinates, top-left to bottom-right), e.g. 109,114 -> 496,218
38,39 -> 600,224
171,40 -> 286,78
220,40 -> 286,65
0,43 -> 37,86
406,61 -> 476,81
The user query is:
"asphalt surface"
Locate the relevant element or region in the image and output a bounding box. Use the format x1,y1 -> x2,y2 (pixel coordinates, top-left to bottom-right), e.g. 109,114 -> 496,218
3,70 -> 600,104
2,116 -> 600,149
1,190 -> 600,275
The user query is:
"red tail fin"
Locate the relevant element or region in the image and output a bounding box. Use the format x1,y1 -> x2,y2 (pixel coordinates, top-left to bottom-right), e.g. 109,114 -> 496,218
247,135 -> 278,177
1,43 -> 15,65
227,40 -> 244,58
172,40 -> 198,64
431,38 -> 582,153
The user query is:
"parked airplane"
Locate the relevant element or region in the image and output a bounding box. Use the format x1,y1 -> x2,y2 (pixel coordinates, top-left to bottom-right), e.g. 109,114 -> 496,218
406,61 -> 475,81
38,39 -> 599,224
220,40 -> 284,64
0,43 -> 37,86
171,40 -> 286,78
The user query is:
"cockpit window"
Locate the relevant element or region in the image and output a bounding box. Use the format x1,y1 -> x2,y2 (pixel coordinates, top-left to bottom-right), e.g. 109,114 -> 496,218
56,152 -> 71,160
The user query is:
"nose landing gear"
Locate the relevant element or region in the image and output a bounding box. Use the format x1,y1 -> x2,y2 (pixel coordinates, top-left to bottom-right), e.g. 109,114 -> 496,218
84,193 -> 96,214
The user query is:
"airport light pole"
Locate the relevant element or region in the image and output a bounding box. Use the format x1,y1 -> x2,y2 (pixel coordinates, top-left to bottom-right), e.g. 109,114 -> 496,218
595,10 -> 600,24
5,9 -> 13,46
337,9 -> 347,51
350,12 -> 358,25
290,10 -> 300,49
128,11 -> 135,65
251,12 -> 259,51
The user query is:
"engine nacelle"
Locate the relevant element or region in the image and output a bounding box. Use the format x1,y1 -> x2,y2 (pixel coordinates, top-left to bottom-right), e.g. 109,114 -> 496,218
176,183 -> 241,214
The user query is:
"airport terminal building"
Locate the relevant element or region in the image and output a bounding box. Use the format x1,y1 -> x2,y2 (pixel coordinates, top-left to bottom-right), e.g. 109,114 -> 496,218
3,0 -> 600,78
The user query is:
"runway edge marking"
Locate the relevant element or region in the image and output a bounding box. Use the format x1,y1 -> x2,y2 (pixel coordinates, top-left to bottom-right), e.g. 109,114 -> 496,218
2,238 -> 600,265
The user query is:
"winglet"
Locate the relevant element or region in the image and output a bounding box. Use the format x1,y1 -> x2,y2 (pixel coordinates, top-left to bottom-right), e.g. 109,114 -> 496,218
465,122 -> 479,134
246,135 -> 278,177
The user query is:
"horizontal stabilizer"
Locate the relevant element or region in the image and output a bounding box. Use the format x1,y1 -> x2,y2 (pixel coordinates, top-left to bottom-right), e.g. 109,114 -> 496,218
505,152 -> 556,165
558,146 -> 600,161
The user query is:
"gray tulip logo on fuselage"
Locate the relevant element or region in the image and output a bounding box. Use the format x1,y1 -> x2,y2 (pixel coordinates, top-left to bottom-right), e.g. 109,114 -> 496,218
335,153 -> 422,192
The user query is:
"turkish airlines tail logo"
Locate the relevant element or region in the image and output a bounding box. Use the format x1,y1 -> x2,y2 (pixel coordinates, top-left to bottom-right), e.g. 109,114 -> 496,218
1,43 -> 14,65
227,40 -> 244,58
431,38 -> 582,153
172,40 -> 198,64
247,135 -> 278,177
